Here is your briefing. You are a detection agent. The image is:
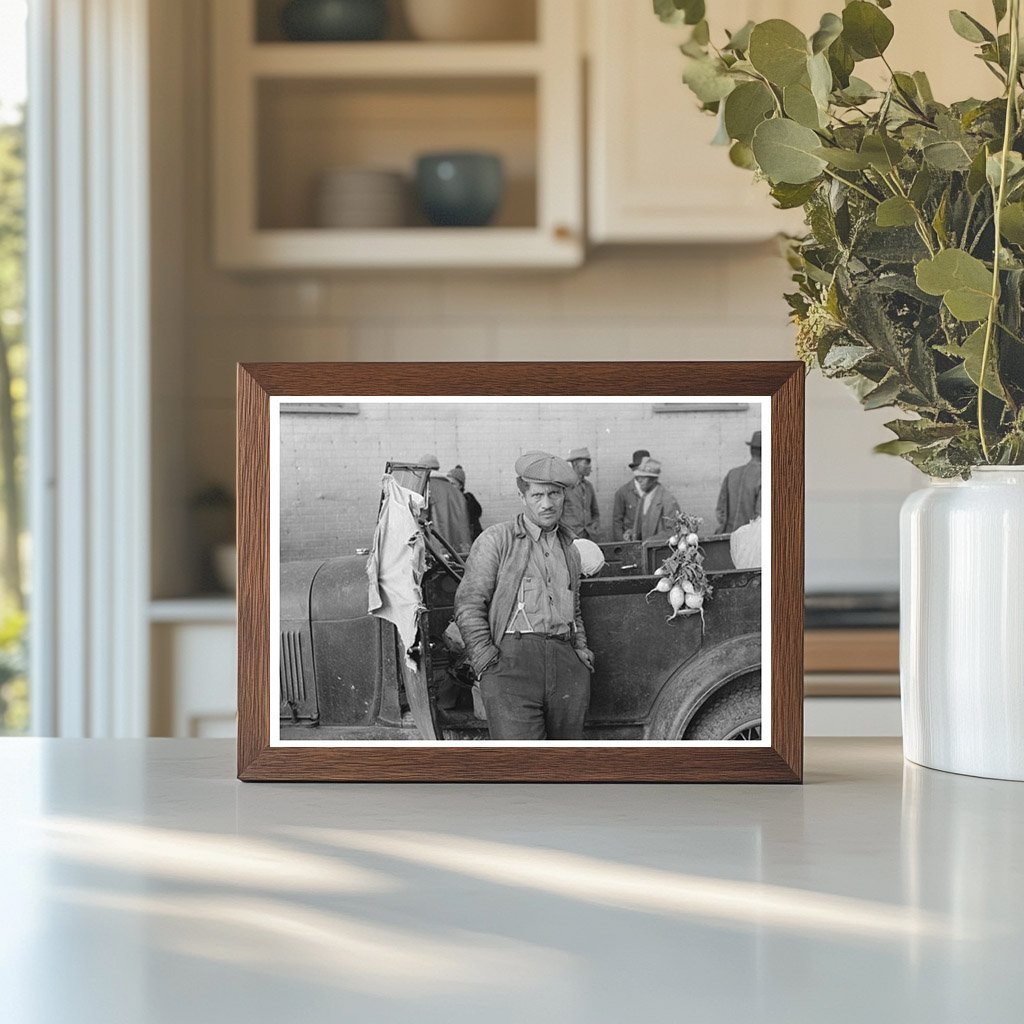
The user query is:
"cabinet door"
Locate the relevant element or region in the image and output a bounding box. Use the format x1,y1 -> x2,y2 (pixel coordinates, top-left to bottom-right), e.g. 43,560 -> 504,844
588,0 -> 1000,245
587,0 -> 810,242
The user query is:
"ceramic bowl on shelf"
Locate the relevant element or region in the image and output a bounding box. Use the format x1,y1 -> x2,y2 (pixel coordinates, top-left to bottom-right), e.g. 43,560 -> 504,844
280,0 -> 388,42
315,167 -> 407,229
414,152 -> 504,227
403,0 -> 534,42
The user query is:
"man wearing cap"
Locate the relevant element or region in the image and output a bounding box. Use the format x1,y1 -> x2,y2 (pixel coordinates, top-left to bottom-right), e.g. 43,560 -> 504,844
561,446 -> 601,541
612,449 -> 650,541
419,454 -> 472,553
448,464 -> 483,541
454,451 -> 595,740
716,431 -> 763,534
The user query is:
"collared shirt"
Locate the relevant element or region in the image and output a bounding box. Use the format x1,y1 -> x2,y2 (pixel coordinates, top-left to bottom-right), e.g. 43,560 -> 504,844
504,516 -> 574,635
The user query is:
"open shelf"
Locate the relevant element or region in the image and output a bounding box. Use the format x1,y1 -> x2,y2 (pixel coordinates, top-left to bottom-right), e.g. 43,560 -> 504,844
254,0 -> 538,44
213,0 -> 581,268
249,41 -> 544,77
257,77 -> 537,232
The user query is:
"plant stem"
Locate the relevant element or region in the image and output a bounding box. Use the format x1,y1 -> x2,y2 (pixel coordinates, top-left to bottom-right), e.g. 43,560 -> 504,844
979,0 -> 1021,462
822,167 -> 880,205
884,170 -> 939,254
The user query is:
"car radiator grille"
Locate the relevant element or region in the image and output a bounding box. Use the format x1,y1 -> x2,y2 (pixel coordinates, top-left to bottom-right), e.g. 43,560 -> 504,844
280,630 -> 307,704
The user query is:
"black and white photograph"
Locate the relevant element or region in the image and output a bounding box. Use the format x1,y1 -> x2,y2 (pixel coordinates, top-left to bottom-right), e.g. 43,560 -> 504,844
271,396 -> 770,745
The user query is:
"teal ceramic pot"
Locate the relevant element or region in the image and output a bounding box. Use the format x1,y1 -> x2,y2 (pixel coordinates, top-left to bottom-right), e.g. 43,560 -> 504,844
281,0 -> 388,41
415,152 -> 505,227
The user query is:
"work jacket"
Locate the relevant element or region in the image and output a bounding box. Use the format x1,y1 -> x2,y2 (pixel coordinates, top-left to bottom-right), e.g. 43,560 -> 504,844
454,514 -> 588,676
716,460 -> 761,534
561,478 -> 600,540
613,481 -> 680,541
427,474 -> 472,553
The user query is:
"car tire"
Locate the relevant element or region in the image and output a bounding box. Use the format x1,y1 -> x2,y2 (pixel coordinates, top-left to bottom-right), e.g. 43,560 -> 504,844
682,673 -> 761,740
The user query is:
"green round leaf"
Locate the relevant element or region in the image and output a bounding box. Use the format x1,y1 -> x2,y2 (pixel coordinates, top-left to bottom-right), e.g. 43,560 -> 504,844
783,81 -> 823,129
810,13 -> 843,55
729,140 -> 757,170
748,20 -> 809,86
842,1 -> 894,59
948,10 -> 994,44
724,20 -> 755,53
654,0 -> 705,26
923,141 -> 973,172
751,118 -> 828,184
999,203 -> 1024,245
915,249 -> 994,322
875,197 -> 918,228
860,133 -> 904,173
723,81 -> 775,144
682,57 -> 736,104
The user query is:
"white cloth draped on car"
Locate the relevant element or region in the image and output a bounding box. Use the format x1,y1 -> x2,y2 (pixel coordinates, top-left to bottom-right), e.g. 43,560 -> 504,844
729,517 -> 762,570
366,474 -> 427,667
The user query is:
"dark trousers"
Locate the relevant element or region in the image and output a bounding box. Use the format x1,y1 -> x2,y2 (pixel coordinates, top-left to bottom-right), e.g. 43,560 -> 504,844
478,634 -> 591,740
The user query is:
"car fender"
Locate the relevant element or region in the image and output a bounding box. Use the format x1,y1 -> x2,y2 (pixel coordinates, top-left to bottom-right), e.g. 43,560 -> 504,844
643,633 -> 762,740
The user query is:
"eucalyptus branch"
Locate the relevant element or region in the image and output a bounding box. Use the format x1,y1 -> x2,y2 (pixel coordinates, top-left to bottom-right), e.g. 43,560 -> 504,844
884,170 -> 939,254
822,167 -> 881,205
978,0 -> 1021,461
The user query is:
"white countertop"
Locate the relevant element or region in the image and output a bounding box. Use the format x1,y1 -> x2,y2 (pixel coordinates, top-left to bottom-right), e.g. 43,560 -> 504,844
1,737 -> 1020,1023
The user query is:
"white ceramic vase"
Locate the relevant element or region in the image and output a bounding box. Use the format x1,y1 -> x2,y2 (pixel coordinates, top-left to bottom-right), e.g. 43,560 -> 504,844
900,467 -> 1024,780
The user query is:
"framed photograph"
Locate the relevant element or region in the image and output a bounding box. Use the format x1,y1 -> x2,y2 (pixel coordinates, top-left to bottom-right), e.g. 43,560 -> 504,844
237,362 -> 804,782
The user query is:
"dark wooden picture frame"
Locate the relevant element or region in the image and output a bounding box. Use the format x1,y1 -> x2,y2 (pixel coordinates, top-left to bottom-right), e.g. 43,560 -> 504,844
237,362 -> 804,782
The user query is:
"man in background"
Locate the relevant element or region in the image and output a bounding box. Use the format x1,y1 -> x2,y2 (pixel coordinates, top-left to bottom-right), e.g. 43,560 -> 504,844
454,451 -> 595,740
561,446 -> 601,540
419,454 -> 472,553
448,465 -> 483,541
612,449 -> 651,541
627,457 -> 681,542
716,431 -> 762,534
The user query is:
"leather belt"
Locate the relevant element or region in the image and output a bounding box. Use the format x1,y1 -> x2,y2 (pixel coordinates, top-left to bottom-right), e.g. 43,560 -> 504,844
504,630 -> 572,643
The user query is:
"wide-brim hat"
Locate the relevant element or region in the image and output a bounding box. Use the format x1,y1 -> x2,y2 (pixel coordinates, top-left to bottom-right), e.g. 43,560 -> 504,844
567,446 -> 592,462
633,456 -> 662,478
628,449 -> 650,469
746,431 -> 762,449
515,451 -> 577,488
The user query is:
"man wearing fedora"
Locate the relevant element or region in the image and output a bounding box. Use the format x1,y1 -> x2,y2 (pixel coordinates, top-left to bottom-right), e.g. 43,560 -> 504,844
628,457 -> 682,541
454,451 -> 595,740
561,446 -> 601,541
716,430 -> 762,534
612,449 -> 649,541
613,452 -> 680,542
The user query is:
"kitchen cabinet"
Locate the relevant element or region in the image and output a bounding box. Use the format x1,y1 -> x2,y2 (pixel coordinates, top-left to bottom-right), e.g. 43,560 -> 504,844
150,600 -> 237,737
586,0 -> 999,244
587,0 -> 812,243
211,0 -> 583,269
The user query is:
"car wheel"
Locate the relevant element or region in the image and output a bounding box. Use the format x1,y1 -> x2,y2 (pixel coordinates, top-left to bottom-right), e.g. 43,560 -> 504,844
682,673 -> 761,740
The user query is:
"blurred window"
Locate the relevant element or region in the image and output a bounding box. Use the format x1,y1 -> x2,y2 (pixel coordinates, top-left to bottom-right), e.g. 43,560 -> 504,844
0,0 -> 28,734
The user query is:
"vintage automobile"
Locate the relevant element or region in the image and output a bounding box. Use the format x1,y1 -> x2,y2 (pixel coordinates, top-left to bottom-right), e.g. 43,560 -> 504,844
279,472 -> 763,742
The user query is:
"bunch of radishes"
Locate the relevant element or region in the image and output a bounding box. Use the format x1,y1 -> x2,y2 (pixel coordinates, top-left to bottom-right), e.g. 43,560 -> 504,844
645,513 -> 712,628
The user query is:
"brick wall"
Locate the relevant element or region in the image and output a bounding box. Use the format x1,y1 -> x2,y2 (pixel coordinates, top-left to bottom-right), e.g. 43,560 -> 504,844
279,401 -> 762,560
